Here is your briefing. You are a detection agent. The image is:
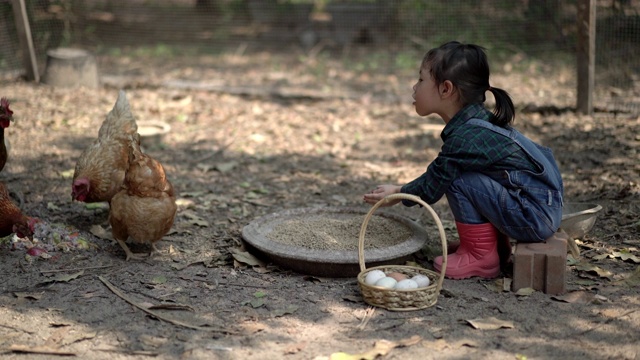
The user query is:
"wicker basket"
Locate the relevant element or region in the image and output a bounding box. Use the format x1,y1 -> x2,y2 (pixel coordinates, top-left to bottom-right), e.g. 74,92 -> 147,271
357,193 -> 447,311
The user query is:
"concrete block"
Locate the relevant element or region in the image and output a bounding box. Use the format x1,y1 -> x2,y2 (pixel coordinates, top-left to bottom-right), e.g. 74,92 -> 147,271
512,232 -> 568,295
42,48 -> 99,88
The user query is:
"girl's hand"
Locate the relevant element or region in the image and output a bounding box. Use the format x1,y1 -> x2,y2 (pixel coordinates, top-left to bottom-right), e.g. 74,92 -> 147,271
363,185 -> 403,206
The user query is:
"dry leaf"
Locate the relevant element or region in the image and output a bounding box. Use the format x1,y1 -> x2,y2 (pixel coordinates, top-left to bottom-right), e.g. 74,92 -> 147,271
342,295 -> 361,303
231,250 -> 265,268
150,275 -> 167,284
44,326 -> 70,347
514,287 -> 535,296
551,291 -> 595,304
594,294 -> 609,302
331,194 -> 347,205
90,225 -> 112,240
454,339 -> 479,348
243,298 -> 264,308
422,338 -> 450,351
39,271 -> 84,286
182,210 -> 210,227
175,198 -> 195,208
303,276 -> 325,283
251,266 -> 272,274
47,202 -> 60,211
599,308 -> 631,318
611,250 -> 640,263
196,163 -> 215,172
592,253 -> 608,261
59,330 -> 97,347
215,161 -> 238,173
171,260 -> 204,271
572,279 -> 599,287
397,335 -> 422,347
139,334 -> 167,347
484,279 -> 504,293
239,322 -> 266,335
466,317 -> 514,330
616,266 -> 640,287
60,169 -> 75,179
14,292 -> 44,300
180,191 -> 205,198
271,305 -> 299,318
328,336 -> 421,360
284,341 -> 307,355
503,278 -> 512,292
575,263 -> 614,279
49,322 -> 72,327
567,255 -> 580,265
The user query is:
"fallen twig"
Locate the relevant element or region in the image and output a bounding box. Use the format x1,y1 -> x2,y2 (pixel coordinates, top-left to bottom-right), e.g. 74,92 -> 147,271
95,348 -> 159,356
148,304 -> 195,312
40,265 -> 114,274
5,344 -> 75,356
0,323 -> 35,334
356,306 -> 376,331
577,309 -> 639,336
180,276 -> 271,289
98,276 -> 236,334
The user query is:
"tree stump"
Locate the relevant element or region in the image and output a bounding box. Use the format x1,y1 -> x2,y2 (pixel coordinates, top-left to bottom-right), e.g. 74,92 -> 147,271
42,48 -> 99,88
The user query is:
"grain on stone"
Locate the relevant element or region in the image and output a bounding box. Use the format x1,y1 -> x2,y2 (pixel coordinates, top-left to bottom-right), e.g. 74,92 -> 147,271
266,214 -> 412,250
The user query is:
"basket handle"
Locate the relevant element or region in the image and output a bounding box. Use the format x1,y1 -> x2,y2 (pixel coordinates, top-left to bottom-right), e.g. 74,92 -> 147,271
358,193 -> 447,294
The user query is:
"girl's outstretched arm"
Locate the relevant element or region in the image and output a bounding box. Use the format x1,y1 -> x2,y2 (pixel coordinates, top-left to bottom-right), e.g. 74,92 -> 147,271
363,184 -> 403,206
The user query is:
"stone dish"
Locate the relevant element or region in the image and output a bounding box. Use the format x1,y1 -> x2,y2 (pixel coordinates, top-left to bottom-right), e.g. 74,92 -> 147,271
241,207 -> 428,278
560,202 -> 603,258
560,202 -> 603,239
137,121 -> 171,148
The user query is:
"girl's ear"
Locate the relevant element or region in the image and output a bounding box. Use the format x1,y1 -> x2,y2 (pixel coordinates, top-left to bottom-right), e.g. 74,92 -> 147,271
439,80 -> 456,99
440,80 -> 455,98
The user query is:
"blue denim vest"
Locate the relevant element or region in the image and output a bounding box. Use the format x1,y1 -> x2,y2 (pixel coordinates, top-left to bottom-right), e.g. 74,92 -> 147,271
468,119 -> 564,236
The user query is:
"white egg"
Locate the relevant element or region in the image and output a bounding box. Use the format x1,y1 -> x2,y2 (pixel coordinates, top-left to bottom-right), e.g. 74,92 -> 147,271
364,270 -> 386,286
374,276 -> 398,289
411,274 -> 431,288
395,279 -> 419,290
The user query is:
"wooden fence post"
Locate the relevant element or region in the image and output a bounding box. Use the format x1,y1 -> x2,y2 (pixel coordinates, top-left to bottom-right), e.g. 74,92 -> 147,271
576,0 -> 595,115
11,0 -> 39,82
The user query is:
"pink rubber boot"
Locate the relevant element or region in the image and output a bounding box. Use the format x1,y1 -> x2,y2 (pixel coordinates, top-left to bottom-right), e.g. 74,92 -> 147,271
446,234 -> 512,273
434,222 -> 501,279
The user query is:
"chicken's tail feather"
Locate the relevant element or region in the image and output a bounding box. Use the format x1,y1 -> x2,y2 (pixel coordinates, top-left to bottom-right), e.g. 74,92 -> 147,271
127,133 -> 143,165
98,90 -> 138,139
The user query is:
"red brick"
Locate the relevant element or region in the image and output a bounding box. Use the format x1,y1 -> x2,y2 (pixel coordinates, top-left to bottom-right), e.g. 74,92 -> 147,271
512,232 -> 568,295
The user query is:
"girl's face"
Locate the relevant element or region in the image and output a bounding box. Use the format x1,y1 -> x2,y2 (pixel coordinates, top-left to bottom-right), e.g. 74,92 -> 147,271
412,64 -> 441,117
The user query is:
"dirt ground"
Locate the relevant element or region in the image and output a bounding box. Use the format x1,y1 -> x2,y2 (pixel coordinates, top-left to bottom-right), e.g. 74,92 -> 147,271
0,45 -> 639,360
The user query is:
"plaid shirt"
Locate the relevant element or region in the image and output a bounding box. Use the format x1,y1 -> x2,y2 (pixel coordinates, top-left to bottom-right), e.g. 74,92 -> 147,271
401,103 -> 537,205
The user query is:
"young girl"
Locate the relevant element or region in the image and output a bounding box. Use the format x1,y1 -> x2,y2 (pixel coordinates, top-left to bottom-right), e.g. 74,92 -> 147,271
363,41 -> 564,280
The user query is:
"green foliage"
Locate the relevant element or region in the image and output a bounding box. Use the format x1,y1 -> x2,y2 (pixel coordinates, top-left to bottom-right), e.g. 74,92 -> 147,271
396,0 -> 574,55
394,51 -> 421,72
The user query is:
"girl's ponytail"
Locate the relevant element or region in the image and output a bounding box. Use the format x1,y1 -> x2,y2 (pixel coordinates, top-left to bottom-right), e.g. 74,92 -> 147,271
488,87 -> 515,127
426,42 -> 516,127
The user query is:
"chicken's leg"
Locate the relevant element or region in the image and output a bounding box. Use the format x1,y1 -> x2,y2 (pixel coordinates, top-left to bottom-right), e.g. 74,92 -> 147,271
148,243 -> 162,258
115,237 -> 147,261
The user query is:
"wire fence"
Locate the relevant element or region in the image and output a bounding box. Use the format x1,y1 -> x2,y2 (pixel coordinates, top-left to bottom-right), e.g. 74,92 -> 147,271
1,0 -> 639,114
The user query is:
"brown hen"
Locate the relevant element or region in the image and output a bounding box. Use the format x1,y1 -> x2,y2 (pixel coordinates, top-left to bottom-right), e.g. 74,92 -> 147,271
0,182 -> 36,239
0,97 -> 14,173
109,135 -> 177,261
72,91 -> 138,203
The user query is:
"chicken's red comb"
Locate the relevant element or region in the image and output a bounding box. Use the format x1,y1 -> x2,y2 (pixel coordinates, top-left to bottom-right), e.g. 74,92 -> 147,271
0,97 -> 12,116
